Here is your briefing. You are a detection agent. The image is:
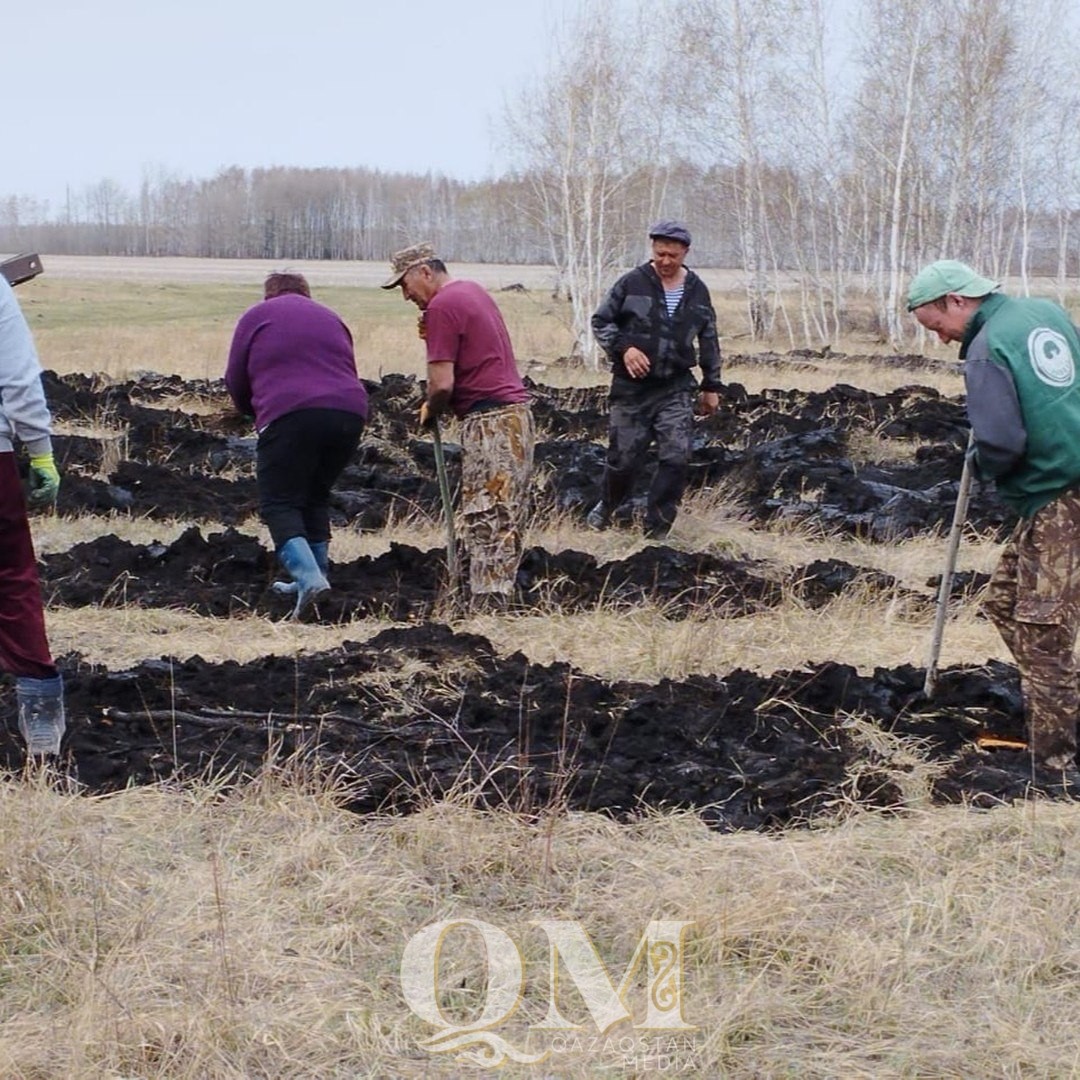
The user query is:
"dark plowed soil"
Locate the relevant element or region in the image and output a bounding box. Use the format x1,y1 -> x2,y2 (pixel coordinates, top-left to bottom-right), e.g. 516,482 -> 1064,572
8,358 -> 1048,825
1,626 -> 1058,829
39,527 -> 924,621
42,366 -> 1013,539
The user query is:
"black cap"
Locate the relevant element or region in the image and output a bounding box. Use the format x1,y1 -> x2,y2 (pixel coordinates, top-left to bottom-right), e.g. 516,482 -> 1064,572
648,220 -> 691,247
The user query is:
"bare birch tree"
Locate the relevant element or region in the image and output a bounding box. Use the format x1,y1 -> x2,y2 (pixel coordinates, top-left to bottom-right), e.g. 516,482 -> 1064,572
846,0 -> 937,346
673,0 -> 802,340
1006,0 -> 1076,295
502,0 -> 663,366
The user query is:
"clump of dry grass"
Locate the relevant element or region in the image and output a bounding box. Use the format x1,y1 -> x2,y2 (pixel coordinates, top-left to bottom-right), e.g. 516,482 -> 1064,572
470,589 -> 1004,683
43,607 -> 398,669
3,772 -> 1080,1078
30,514 -> 201,557
676,485 -> 1003,589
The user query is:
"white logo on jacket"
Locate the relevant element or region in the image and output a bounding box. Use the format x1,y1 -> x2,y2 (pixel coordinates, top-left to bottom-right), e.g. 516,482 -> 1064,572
1028,328 -> 1075,387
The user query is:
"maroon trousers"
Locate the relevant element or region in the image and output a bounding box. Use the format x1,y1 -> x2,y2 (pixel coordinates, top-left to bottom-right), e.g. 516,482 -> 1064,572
0,452 -> 56,677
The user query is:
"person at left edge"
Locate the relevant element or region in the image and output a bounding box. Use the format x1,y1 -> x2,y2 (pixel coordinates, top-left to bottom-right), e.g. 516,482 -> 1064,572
225,272 -> 368,617
0,274 -> 65,755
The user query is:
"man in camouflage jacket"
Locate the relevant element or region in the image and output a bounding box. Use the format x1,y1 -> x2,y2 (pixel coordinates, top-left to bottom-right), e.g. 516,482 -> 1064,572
590,221 -> 722,539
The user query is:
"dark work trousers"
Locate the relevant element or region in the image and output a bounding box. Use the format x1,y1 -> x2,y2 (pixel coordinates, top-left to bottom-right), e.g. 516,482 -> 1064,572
257,408 -> 365,550
0,452 -> 57,678
604,381 -> 694,535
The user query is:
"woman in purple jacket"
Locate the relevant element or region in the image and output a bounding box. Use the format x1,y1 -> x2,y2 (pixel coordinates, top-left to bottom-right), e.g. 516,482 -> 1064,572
225,273 -> 368,617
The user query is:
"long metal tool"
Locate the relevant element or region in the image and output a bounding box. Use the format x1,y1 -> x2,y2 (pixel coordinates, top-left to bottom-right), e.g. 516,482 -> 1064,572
431,417 -> 460,595
924,431 -> 976,697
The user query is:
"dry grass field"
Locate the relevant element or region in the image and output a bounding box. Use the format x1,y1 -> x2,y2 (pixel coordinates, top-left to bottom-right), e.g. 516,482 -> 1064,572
25,254 -> 978,387
4,257 -> 1080,1078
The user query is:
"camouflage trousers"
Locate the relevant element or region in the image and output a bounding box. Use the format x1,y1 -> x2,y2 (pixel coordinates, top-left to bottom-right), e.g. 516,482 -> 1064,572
983,488 -> 1080,768
459,403 -> 535,596
603,381 -> 694,536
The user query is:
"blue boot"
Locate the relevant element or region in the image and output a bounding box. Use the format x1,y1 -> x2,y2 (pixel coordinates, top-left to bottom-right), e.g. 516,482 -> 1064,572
273,541 -> 329,594
16,674 -> 66,756
275,537 -> 330,618
311,541 -> 330,578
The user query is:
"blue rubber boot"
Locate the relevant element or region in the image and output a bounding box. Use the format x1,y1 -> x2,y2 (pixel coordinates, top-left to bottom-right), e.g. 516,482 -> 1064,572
275,537 -> 330,618
16,674 -> 66,756
311,541 -> 329,578
272,541 -> 329,595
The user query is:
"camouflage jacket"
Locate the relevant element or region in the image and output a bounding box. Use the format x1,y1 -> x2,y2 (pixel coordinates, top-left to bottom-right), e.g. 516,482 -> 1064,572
591,263 -> 721,391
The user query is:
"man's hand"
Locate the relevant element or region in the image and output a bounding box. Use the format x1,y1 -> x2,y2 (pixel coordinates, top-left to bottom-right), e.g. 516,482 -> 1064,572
417,313 -> 427,340
28,453 -> 60,507
623,346 -> 651,379
697,391 -> 720,417
419,401 -> 437,430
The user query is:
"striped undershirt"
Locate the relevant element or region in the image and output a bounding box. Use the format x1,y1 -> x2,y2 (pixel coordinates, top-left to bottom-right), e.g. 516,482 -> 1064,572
663,284 -> 684,315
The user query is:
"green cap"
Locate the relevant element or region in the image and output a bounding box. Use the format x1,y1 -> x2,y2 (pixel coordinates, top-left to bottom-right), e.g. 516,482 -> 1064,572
907,260 -> 998,311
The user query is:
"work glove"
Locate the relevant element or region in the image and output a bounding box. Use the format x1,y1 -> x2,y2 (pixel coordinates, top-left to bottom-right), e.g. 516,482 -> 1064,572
28,453 -> 60,507
419,401 -> 437,430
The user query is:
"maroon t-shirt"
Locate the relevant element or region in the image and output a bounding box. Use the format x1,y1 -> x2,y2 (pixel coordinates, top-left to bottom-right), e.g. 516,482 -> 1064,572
423,280 -> 528,417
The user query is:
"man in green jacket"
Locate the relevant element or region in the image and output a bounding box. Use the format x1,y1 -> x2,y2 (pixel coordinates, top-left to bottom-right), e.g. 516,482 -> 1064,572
909,259 -> 1080,776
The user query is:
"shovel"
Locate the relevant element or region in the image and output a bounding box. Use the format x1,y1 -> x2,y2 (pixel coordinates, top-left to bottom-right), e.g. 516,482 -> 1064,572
431,417 -> 460,597
923,431 -> 976,697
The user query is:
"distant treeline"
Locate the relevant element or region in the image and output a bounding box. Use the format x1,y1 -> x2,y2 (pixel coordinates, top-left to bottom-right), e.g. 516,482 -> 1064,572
0,162 -> 1070,275
0,162 -> 768,269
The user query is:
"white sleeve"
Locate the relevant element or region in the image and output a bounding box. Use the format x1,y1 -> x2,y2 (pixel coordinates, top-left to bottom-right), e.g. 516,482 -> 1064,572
0,277 -> 53,455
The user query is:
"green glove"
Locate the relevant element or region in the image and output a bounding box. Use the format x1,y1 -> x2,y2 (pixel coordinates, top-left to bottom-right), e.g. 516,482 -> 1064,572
28,453 -> 60,507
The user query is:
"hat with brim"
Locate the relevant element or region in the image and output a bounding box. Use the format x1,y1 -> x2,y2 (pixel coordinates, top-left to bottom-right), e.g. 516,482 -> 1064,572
381,242 -> 437,289
907,260 -> 999,311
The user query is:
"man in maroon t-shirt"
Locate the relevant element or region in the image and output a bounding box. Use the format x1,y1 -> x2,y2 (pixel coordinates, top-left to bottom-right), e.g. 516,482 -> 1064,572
383,243 -> 534,611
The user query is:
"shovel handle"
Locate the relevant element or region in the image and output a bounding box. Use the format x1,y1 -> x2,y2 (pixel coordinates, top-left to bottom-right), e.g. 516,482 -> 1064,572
924,432 -> 976,697
431,419 -> 460,593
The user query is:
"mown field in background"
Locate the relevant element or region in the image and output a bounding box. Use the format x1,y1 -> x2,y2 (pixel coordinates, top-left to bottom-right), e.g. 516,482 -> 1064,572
21,254 -> 984,386
7,258 -> 1080,1079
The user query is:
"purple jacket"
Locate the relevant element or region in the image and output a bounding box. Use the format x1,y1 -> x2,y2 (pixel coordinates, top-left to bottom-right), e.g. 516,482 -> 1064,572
225,293 -> 368,430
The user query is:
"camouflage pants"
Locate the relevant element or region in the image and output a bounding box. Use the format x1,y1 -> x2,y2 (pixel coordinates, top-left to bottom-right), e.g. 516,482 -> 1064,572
460,403 -> 535,596
604,382 -> 694,535
983,488 -> 1080,768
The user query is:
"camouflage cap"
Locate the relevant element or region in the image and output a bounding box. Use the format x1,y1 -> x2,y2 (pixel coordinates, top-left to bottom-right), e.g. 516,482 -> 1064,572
381,242 -> 437,289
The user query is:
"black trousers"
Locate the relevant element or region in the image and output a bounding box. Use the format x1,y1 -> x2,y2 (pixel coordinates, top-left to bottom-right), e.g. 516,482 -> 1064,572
257,408 -> 365,549
604,382 -> 694,534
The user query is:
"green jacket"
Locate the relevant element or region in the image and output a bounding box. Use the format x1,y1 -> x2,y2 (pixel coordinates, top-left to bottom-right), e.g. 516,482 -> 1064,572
962,293 -> 1080,517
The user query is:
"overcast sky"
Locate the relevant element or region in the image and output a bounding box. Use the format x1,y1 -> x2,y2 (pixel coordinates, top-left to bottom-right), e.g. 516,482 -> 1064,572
8,0 -> 568,209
